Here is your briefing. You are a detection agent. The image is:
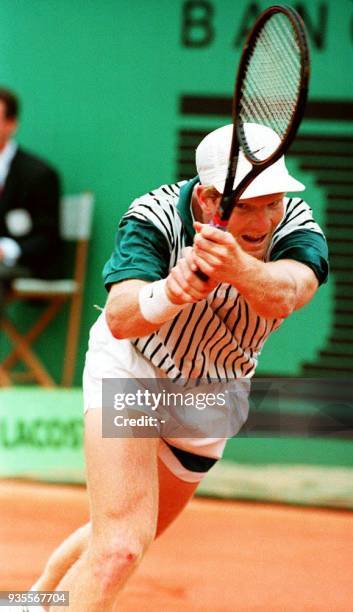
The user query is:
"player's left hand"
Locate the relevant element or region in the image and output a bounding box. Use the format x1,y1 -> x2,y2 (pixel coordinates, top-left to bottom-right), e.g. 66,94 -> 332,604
192,221 -> 246,284
166,246 -> 218,304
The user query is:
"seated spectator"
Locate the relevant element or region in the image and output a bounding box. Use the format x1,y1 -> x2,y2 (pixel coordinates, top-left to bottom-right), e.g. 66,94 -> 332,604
0,86 -> 61,306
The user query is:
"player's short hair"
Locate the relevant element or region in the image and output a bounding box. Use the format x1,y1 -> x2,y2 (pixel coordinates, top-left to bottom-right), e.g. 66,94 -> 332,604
0,87 -> 20,119
201,185 -> 222,200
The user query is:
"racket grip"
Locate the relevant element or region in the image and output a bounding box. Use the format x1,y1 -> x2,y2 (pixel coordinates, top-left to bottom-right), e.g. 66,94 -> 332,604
195,268 -> 209,282
194,213 -> 227,282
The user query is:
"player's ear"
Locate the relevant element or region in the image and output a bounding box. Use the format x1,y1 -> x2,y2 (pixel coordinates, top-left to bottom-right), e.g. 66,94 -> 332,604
195,184 -> 207,206
195,185 -> 219,214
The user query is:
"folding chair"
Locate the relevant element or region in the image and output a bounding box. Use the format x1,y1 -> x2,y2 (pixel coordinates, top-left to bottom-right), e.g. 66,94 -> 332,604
0,192 -> 94,387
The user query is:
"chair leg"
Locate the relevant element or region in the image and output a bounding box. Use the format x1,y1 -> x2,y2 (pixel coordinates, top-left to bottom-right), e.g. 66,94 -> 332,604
1,318 -> 56,387
61,292 -> 83,387
0,365 -> 12,386
1,299 -> 65,370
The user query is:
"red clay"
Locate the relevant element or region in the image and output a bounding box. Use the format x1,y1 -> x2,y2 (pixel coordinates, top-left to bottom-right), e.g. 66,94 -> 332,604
1,480 -> 352,611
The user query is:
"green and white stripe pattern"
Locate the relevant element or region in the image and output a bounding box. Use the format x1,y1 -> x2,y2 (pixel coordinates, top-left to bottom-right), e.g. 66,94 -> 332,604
104,178 -> 327,383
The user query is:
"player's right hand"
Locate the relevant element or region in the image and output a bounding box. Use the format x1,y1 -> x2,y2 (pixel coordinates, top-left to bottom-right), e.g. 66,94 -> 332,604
165,247 -> 218,305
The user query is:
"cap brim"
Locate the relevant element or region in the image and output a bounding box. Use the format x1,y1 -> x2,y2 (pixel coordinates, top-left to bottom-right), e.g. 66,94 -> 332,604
213,174 -> 305,199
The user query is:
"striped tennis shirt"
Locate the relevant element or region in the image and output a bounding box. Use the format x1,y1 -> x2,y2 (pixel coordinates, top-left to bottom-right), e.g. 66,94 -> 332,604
103,177 -> 328,382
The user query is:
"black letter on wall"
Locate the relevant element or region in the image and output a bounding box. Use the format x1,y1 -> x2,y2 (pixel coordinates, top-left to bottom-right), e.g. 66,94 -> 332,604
233,3 -> 261,47
182,0 -> 214,48
296,3 -> 328,50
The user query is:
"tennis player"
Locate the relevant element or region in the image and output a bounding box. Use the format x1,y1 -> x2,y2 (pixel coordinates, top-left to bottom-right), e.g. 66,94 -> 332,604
22,123 -> 328,612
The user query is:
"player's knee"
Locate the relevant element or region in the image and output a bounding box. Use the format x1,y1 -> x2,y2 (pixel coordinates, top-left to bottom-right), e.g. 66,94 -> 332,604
91,534 -> 147,593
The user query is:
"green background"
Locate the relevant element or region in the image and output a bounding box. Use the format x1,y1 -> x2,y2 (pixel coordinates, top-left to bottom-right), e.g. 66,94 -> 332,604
1,387 -> 352,508
0,0 -> 352,384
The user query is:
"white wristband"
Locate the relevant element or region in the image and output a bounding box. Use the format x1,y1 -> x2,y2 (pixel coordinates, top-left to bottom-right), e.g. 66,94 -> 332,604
138,279 -> 185,324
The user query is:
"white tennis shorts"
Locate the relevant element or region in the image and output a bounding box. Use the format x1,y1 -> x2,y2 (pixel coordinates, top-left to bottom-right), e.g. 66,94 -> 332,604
83,311 -> 250,482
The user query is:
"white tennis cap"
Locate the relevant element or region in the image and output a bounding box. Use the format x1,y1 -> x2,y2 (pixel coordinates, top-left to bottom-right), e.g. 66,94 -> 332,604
196,123 -> 305,198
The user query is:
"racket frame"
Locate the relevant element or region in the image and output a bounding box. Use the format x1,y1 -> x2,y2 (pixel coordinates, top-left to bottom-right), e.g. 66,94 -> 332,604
218,4 -> 310,223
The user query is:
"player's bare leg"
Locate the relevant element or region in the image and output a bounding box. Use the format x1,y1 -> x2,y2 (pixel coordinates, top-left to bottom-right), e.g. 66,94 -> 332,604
32,523 -> 90,592
155,456 -> 198,537
34,455 -> 197,598
48,408 -> 160,612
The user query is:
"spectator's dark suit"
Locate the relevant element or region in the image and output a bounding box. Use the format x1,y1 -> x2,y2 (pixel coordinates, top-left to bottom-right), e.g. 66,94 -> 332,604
0,146 -> 61,279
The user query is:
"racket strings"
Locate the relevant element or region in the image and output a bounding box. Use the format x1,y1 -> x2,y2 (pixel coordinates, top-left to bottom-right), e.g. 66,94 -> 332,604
249,16 -> 301,102
239,13 -> 302,151
268,21 -> 301,88
244,31 -> 300,125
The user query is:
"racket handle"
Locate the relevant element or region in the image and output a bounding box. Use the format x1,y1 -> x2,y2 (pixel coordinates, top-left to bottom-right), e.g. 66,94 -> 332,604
194,212 -> 227,282
195,268 -> 209,282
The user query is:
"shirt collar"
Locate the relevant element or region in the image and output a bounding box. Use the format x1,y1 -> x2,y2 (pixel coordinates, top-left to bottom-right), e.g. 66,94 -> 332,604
176,176 -> 199,247
0,140 -> 17,186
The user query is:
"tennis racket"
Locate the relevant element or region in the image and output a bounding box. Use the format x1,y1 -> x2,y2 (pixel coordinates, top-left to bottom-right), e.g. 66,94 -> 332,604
196,4 -> 310,279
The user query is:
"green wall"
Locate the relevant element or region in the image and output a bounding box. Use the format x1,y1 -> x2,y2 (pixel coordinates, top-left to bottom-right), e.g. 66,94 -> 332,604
0,0 -> 352,383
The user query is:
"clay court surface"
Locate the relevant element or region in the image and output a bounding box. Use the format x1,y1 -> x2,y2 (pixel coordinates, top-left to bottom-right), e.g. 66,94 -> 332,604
1,480 -> 352,611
